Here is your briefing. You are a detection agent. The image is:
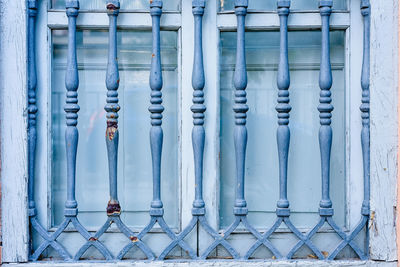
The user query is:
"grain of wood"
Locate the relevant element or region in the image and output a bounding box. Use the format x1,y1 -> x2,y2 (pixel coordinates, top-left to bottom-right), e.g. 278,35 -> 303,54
0,0 -> 29,263
370,0 -> 399,261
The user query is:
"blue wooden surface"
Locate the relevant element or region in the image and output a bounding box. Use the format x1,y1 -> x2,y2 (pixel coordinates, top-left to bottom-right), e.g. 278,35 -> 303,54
105,0 -> 121,215
28,0 -> 370,261
276,0 -> 291,214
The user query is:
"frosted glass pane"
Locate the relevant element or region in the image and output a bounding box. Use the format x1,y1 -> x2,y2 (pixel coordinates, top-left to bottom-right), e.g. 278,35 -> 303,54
220,0 -> 346,11
52,0 -> 180,11
51,30 -> 179,228
220,31 -> 346,229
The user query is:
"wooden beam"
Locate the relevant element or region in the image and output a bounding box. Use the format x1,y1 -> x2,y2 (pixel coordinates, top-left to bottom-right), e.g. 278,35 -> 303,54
370,0 -> 399,261
0,0 -> 29,263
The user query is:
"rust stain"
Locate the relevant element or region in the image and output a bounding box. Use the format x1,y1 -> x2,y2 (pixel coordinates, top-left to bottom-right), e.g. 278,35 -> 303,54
130,236 -> 138,242
106,126 -> 117,141
322,251 -> 329,258
89,237 -> 98,242
106,3 -> 118,10
271,256 -> 276,260
106,122 -> 118,141
152,53 -> 155,58
307,254 -> 318,259
106,201 -> 121,216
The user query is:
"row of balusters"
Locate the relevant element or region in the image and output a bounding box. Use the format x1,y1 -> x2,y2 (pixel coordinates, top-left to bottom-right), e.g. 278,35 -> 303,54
27,0 -> 371,261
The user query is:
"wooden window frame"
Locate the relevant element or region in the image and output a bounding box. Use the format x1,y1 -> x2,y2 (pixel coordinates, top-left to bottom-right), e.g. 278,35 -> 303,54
0,0 -> 398,264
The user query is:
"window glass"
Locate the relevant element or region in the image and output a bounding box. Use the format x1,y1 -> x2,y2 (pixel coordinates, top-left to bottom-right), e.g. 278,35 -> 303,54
51,30 -> 179,229
51,0 -> 180,11
219,31 -> 346,229
220,0 -> 347,11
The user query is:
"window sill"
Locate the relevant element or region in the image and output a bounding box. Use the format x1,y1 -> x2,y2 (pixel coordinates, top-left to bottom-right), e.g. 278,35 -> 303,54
2,261 -> 397,267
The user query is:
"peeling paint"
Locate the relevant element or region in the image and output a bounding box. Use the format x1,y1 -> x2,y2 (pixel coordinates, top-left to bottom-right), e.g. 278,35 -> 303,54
106,122 -> 118,141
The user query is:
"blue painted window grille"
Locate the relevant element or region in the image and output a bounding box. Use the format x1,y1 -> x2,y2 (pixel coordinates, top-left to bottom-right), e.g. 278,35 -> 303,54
28,0 -> 370,261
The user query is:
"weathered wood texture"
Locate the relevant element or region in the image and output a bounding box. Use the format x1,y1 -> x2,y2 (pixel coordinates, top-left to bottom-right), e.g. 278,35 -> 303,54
0,0 -> 398,264
369,0 -> 399,261
0,0 -> 29,263
397,0 -> 400,262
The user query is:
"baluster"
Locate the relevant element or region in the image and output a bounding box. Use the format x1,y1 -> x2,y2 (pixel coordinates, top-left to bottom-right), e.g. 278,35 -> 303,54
276,0 -> 291,217
146,1 -> 197,259
201,1 -> 254,259
158,1 -> 213,258
191,0 -> 206,215
318,0 -> 334,216
105,0 -> 121,216
27,2 -> 73,259
149,0 -> 165,217
28,0 -> 38,218
27,0 -> 40,257
360,0 -> 370,217
209,0 -> 282,259
284,1 -> 336,260
89,2 -> 156,257
64,0 -> 80,216
233,0 -> 249,216
63,0 -> 114,260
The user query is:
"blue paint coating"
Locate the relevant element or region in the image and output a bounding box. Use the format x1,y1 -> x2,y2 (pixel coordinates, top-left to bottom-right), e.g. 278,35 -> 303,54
64,0 -> 80,213
286,1 -> 370,260
360,0 -> 371,218
159,0 -> 237,260
149,0 -> 164,214
318,0 -> 334,213
30,1 -> 112,261
27,0 -> 38,214
276,0 -> 291,213
201,1 -> 281,260
27,0 -> 39,258
192,0 -> 206,212
233,0 -> 249,216
28,0 -> 370,261
144,1 -> 197,260
105,0 -> 121,215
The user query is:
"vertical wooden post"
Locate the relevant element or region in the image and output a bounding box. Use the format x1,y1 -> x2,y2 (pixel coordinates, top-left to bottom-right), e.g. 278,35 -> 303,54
369,0 -> 398,260
233,0 -> 249,217
0,0 -> 29,261
149,0 -> 165,217
191,0 -> 207,215
64,0 -> 80,217
27,0 -> 38,217
105,0 -> 121,216
360,0 -> 371,218
318,0 -> 334,217
276,0 -> 291,217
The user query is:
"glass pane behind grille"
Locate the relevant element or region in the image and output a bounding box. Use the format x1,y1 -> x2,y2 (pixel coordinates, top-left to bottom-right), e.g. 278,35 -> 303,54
51,30 -> 179,229
219,31 -> 346,230
220,0 -> 346,11
51,0 -> 180,11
